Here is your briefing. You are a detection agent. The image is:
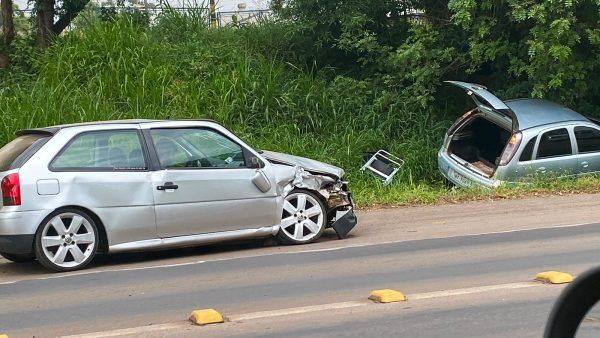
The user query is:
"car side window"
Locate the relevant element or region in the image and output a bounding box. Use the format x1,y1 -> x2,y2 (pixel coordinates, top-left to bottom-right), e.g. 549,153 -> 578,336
51,130 -> 147,171
537,128 -> 572,159
150,128 -> 247,169
519,136 -> 537,162
574,126 -> 600,154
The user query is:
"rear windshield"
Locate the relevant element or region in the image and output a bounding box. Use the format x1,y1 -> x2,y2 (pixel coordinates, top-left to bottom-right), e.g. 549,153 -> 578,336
0,134 -> 50,171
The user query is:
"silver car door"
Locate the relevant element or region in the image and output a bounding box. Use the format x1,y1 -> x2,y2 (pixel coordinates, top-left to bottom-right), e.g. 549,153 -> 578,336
530,127 -> 577,176
147,127 -> 278,238
573,125 -> 600,174
48,128 -> 157,246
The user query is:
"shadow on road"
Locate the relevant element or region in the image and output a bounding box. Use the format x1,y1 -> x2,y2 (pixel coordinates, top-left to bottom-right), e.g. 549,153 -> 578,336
0,229 -> 342,275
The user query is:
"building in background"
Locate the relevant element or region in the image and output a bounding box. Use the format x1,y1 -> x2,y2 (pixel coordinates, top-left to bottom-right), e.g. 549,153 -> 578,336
14,0 -> 270,11
13,0 -> 272,28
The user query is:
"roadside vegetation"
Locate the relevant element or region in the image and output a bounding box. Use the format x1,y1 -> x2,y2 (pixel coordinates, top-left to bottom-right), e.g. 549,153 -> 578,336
2,1 -> 600,206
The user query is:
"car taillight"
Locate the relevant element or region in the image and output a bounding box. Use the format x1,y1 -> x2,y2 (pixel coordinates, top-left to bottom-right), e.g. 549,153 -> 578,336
1,173 -> 21,206
499,132 -> 522,166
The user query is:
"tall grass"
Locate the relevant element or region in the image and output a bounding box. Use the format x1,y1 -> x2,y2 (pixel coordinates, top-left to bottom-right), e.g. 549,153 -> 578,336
2,13 -> 588,206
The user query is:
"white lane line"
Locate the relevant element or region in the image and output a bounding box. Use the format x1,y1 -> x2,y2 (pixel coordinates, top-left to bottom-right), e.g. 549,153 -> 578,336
230,301 -> 366,321
1,220 -> 595,285
0,260 -> 207,285
60,322 -> 190,338
230,282 -> 543,322
59,281 -> 558,338
410,282 -> 538,300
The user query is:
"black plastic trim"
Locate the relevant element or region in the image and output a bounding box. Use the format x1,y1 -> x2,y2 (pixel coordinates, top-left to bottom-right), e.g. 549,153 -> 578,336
16,128 -> 58,136
140,129 -> 162,171
0,234 -> 34,254
331,209 -> 358,239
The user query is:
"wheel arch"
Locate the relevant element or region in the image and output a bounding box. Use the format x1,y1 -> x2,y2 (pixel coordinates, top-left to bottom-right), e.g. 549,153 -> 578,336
295,187 -> 329,209
51,205 -> 109,253
296,187 -> 335,224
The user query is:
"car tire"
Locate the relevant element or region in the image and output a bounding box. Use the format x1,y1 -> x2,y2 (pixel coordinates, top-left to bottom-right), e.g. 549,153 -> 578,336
0,252 -> 36,263
443,178 -> 455,188
277,189 -> 326,245
34,208 -> 99,272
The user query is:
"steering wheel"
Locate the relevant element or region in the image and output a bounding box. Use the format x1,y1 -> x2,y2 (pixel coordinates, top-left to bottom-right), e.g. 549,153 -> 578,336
185,158 -> 212,168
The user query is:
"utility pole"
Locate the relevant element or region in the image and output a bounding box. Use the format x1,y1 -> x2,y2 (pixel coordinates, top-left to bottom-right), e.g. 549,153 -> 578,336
209,0 -> 217,28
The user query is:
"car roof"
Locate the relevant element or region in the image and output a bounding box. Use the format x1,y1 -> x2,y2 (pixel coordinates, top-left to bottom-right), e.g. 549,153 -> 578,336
504,99 -> 589,131
15,119 -> 218,136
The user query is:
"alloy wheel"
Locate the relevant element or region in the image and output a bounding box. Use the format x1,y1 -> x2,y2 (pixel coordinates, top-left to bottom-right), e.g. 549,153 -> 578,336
40,212 -> 97,269
280,192 -> 325,242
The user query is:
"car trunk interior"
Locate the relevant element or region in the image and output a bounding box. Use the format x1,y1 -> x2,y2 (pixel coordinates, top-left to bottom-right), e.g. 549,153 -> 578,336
448,115 -> 511,177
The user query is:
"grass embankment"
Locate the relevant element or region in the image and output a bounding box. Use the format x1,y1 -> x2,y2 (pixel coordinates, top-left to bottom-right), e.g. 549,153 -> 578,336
0,13 -> 598,207
361,176 -> 600,209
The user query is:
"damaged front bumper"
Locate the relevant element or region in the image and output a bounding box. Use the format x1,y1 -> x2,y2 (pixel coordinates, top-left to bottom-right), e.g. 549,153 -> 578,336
330,207 -> 357,239
323,185 -> 357,239
273,164 -> 358,239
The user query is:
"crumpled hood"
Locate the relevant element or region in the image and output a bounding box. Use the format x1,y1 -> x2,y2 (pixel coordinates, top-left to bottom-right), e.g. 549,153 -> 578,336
261,150 -> 345,179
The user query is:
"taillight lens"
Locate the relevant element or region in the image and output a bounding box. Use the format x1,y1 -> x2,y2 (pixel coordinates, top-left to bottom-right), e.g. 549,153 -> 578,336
1,173 -> 21,206
499,132 -> 522,166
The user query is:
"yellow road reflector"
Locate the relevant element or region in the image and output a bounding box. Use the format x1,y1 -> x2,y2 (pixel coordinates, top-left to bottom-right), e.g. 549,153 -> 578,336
189,309 -> 224,326
535,271 -> 574,284
368,289 -> 406,303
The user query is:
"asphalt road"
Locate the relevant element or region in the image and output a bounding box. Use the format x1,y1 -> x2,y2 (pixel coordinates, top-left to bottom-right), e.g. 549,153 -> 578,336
2,193 -> 600,337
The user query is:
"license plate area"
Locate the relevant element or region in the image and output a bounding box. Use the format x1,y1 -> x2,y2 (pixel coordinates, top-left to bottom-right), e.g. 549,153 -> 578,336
448,169 -> 471,186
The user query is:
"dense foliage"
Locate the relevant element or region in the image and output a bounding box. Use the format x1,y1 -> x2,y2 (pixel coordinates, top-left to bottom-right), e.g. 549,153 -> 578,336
281,0 -> 600,112
2,1 -> 600,204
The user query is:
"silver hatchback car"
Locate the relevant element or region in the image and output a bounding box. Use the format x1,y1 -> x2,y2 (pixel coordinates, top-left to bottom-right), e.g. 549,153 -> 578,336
439,81 -> 600,188
0,120 -> 356,271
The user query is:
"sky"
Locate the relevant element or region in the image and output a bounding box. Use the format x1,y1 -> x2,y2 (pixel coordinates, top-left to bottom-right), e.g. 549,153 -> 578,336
14,0 -> 270,11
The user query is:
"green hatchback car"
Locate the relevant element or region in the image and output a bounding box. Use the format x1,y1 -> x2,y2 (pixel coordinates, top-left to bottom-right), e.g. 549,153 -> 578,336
438,81 -> 600,188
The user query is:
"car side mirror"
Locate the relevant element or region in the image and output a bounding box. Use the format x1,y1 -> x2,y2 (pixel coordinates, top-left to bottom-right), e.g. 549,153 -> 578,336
249,156 -> 264,169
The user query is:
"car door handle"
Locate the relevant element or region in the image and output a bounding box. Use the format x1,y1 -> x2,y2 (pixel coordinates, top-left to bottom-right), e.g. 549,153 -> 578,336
537,167 -> 547,174
581,161 -> 589,168
157,182 -> 179,191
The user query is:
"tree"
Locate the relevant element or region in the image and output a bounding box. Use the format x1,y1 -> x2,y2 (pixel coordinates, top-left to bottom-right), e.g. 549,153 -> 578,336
35,0 -> 93,47
281,0 -> 600,114
444,0 -> 600,109
0,0 -> 14,67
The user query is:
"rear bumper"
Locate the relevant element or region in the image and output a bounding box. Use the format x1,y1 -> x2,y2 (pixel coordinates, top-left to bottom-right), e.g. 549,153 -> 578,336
0,209 -> 49,235
0,234 -> 34,254
0,209 -> 48,254
437,149 -> 500,188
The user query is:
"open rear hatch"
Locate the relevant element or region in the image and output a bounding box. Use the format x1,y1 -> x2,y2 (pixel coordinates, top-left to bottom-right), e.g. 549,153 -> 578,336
444,81 -> 521,177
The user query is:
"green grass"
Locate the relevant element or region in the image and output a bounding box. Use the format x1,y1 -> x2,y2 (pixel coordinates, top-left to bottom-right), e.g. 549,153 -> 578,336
351,174 -> 600,208
0,13 -> 597,208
